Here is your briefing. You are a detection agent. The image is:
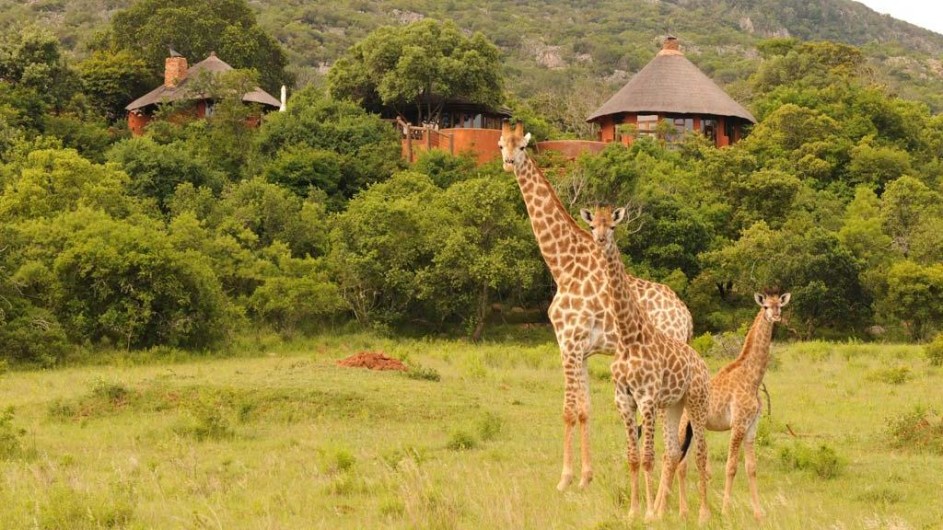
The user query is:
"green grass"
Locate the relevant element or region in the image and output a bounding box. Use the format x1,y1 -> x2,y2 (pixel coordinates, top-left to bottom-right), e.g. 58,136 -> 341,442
1,331 -> 942,528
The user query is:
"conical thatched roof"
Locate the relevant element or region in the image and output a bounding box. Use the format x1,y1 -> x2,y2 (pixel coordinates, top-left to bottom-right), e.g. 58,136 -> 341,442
126,53 -> 281,111
587,37 -> 755,123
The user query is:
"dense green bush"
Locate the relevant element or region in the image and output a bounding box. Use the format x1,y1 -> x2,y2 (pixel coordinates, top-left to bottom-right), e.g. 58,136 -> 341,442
925,334 -> 943,367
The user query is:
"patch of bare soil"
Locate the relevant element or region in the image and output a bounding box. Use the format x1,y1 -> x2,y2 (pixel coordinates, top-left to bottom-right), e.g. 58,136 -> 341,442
336,352 -> 407,371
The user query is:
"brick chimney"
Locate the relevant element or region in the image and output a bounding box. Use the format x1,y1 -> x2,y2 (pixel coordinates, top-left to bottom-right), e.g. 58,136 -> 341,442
658,35 -> 683,56
164,55 -> 188,88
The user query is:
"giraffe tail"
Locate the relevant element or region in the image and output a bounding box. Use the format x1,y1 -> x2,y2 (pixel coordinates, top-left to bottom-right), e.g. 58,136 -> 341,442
679,421 -> 694,460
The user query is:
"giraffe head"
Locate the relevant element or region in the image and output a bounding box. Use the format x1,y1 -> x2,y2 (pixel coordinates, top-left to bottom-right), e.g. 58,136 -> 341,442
579,205 -> 627,247
498,121 -> 531,172
754,290 -> 791,323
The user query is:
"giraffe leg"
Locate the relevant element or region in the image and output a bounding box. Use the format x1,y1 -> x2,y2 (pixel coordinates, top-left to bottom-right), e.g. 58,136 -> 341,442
614,385 -> 640,518
654,403 -> 685,518
557,383 -> 577,491
694,419 -> 711,524
688,379 -> 711,524
723,425 -> 746,515
639,400 -> 657,522
578,363 -> 593,488
745,416 -> 764,520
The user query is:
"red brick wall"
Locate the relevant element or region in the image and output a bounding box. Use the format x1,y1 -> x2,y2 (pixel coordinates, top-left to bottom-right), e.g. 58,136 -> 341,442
128,112 -> 151,136
536,140 -> 608,159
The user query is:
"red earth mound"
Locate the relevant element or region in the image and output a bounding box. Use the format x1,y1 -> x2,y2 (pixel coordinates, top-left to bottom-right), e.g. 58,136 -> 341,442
336,351 -> 407,371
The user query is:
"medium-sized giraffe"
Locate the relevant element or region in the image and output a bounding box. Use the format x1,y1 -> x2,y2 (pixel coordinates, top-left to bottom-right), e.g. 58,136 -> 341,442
677,289 -> 791,520
584,206 -> 712,522
498,124 -> 695,492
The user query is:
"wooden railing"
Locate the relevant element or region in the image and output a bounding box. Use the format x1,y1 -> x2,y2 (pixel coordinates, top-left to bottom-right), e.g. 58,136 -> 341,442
396,117 -> 455,162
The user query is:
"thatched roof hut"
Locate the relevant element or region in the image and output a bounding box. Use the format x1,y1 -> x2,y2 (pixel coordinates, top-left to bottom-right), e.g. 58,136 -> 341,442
126,52 -> 281,112
587,36 -> 755,147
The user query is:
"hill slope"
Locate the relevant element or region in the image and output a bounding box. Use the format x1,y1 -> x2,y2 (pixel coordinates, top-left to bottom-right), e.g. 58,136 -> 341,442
4,0 -> 943,109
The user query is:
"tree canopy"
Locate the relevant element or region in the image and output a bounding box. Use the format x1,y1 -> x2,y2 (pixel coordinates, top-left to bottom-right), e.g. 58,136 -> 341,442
328,19 -> 504,124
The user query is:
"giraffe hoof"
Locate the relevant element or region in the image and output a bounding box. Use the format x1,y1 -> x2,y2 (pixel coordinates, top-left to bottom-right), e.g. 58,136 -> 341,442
644,510 -> 657,523
699,507 -> 711,525
753,509 -> 765,520
579,471 -> 593,489
556,474 -> 573,491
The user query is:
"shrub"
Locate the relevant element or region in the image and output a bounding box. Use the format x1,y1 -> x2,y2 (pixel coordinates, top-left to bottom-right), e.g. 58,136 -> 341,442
405,363 -> 441,382
690,332 -> 714,356
778,441 -> 846,479
886,407 -> 943,455
446,430 -> 477,451
925,333 -> 943,366
477,412 -> 503,442
317,446 -> 356,474
0,407 -> 26,459
867,366 -> 913,385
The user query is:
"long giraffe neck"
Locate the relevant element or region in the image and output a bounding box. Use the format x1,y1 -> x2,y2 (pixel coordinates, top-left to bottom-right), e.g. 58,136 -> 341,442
603,241 -> 654,348
735,310 -> 775,388
513,155 -> 587,281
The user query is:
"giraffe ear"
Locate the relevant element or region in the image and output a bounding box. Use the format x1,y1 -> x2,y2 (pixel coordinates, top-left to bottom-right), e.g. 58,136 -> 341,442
754,293 -> 765,307
780,292 -> 791,306
579,209 -> 593,224
522,132 -> 532,147
612,207 -> 626,225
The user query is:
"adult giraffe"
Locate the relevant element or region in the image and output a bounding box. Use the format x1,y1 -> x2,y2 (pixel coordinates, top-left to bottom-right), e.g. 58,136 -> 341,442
497,122 -> 693,491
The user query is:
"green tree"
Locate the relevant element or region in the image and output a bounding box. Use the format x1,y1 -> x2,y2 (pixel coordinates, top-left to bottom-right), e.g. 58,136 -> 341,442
423,173 -> 543,340
108,0 -> 292,93
0,25 -> 78,112
327,170 -> 441,326
255,87 -> 400,200
76,50 -> 153,121
0,148 -> 136,222
880,176 -> 942,259
328,19 -> 503,124
13,209 -> 230,349
703,220 -> 871,337
882,261 -> 943,341
107,137 -> 226,211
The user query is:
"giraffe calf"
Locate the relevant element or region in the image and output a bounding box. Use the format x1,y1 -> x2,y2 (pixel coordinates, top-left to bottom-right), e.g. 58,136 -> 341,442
677,289 -> 791,520
583,206 -> 712,523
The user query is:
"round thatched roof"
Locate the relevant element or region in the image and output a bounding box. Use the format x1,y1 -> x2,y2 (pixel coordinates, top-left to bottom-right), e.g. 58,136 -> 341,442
126,53 -> 281,111
587,37 -> 756,123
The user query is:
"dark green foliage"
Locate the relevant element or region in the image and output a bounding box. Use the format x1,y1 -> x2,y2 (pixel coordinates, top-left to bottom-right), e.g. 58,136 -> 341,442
22,210 -> 231,349
411,150 -> 477,189
107,137 -> 226,210
328,19 -> 503,124
107,0 -> 292,93
255,87 -> 401,199
76,50 -> 153,121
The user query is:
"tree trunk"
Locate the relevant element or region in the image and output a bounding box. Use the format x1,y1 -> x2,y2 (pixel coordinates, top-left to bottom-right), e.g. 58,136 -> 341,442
470,283 -> 490,343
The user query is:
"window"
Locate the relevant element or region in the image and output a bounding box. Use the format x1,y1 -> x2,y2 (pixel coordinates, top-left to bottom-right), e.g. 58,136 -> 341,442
637,114 -> 658,137
702,118 -> 717,143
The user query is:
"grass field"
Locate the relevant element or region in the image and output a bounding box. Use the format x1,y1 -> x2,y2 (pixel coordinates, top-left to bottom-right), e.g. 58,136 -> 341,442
0,328 -> 941,529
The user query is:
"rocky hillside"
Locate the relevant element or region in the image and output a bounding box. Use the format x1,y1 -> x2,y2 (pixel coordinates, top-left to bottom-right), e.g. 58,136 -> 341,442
5,0 -> 943,109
